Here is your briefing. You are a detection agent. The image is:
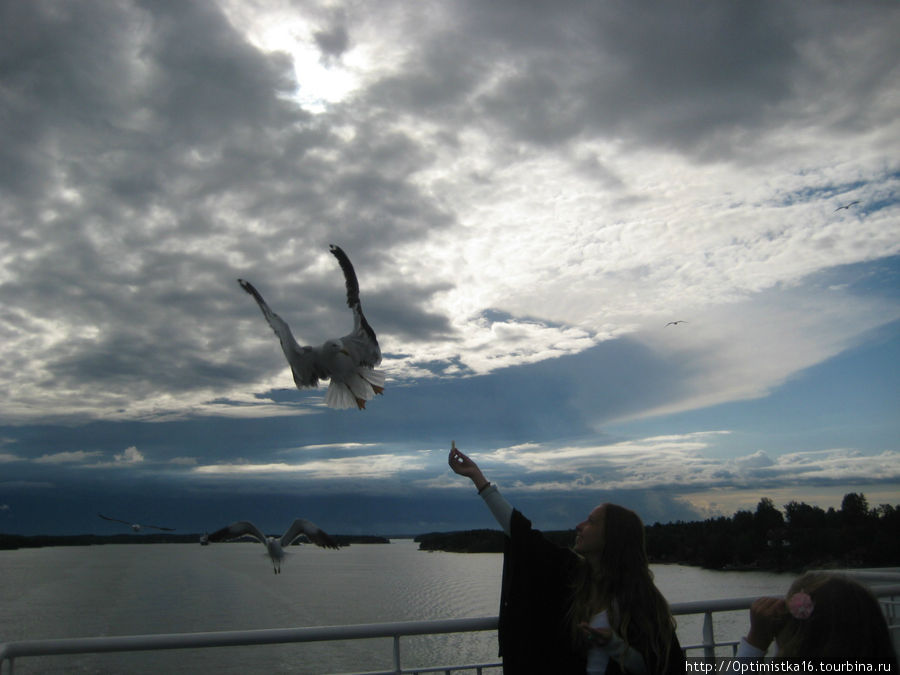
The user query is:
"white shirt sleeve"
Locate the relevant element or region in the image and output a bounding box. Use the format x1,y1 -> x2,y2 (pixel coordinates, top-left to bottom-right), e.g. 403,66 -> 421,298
736,638 -> 767,659
478,483 -> 513,536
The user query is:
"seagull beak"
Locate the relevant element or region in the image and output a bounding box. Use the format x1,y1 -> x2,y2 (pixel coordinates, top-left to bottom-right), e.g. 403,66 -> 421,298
340,348 -> 350,356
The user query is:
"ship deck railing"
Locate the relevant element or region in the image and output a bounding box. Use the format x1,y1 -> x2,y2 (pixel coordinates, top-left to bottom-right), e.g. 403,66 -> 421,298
1,574 -> 898,674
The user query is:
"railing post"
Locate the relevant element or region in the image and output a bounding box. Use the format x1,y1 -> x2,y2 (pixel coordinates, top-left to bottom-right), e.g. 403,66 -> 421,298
392,634 -> 401,674
701,610 -> 715,662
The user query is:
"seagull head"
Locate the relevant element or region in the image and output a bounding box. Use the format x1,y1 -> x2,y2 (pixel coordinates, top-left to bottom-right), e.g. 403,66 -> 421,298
324,339 -> 350,357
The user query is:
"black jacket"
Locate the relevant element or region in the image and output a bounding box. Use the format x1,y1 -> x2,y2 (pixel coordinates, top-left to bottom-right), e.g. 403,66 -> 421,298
498,509 -> 585,674
497,509 -> 685,674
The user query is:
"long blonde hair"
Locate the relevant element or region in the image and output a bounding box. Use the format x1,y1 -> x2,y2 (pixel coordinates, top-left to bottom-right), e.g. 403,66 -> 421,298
569,503 -> 677,671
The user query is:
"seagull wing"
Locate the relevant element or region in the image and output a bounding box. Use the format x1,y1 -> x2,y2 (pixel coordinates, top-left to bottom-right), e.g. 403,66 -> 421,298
238,279 -> 330,388
98,513 -> 134,526
208,520 -> 269,545
143,523 -> 176,532
329,245 -> 381,367
281,518 -> 340,550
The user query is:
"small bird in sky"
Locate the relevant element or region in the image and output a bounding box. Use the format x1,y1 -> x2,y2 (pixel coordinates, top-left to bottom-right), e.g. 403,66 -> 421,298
665,320 -> 688,327
834,200 -> 860,212
238,244 -> 384,410
208,519 -> 339,573
98,513 -> 175,532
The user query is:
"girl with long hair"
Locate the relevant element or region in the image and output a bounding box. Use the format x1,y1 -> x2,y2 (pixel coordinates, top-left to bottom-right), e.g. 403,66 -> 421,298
739,572 -> 897,666
569,504 -> 680,673
449,445 -> 684,674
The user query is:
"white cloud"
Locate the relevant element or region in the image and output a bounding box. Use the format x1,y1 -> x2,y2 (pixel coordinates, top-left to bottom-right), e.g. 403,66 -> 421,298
446,434 -> 899,494
288,442 -> 384,452
34,451 -> 103,464
193,452 -> 426,480
168,457 -> 197,466
735,451 -> 775,470
113,446 -> 144,464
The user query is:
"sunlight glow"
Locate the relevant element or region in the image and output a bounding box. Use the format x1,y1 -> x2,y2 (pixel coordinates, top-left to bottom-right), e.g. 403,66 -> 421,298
222,5 -> 361,112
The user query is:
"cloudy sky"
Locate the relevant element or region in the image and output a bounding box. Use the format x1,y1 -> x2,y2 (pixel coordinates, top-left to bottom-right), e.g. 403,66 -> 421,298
1,0 -> 898,536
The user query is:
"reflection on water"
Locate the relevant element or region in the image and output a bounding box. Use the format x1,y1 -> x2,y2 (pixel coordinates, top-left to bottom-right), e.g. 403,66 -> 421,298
0,540 -> 792,673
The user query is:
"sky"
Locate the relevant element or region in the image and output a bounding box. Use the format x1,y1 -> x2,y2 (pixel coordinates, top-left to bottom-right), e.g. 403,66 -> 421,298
1,0 -> 898,537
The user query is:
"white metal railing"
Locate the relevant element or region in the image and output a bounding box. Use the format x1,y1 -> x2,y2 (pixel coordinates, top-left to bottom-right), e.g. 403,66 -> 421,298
0,617 -> 501,675
2,583 -> 898,674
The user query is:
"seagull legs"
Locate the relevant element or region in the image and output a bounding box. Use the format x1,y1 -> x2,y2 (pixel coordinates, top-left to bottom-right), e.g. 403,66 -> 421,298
355,384 -> 384,408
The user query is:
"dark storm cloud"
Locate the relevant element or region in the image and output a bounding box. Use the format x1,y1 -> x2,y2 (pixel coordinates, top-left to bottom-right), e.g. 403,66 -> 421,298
0,0 -> 461,418
362,0 -> 899,159
313,9 -> 350,62
0,1 -> 299,200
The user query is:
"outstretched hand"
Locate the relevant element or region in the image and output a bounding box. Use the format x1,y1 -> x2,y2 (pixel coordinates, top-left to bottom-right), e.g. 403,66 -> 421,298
448,443 -> 489,491
746,596 -> 787,651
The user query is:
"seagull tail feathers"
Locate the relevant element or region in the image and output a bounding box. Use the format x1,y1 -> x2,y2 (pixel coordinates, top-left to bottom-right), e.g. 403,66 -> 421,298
325,381 -> 362,409
359,367 -> 385,392
325,370 -> 385,409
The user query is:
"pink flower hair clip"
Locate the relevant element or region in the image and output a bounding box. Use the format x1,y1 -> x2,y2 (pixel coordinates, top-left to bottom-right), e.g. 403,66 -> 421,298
787,591 -> 814,619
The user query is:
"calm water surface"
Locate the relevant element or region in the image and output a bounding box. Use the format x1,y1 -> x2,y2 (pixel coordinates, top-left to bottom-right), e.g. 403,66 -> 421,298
0,540 -> 792,674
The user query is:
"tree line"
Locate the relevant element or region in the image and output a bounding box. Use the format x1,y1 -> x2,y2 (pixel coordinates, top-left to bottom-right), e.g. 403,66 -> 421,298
416,493 -> 899,571
646,492 -> 899,571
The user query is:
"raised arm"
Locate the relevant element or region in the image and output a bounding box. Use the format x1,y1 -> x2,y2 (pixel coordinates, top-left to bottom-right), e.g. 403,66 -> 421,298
448,443 -> 490,492
448,443 -> 512,535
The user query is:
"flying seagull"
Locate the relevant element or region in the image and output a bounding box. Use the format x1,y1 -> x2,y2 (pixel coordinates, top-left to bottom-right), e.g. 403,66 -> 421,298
665,320 -> 688,327
834,200 -> 860,212
238,244 -> 384,410
98,513 -> 175,532
208,519 -> 339,574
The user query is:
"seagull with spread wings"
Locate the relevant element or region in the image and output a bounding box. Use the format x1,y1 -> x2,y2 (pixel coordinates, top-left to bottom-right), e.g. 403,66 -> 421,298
834,200 -> 860,212
208,519 -> 339,574
98,513 -> 175,532
665,320 -> 688,327
238,244 -> 384,410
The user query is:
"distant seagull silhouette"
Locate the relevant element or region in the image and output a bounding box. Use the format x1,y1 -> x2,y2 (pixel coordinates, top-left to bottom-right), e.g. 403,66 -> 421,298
238,244 -> 384,410
98,513 -> 175,532
665,320 -> 688,327
834,200 -> 860,212
208,519 -> 339,573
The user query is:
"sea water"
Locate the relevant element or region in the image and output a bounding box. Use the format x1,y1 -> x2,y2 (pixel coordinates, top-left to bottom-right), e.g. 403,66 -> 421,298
0,540 -> 793,674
